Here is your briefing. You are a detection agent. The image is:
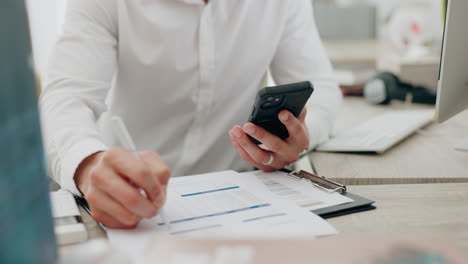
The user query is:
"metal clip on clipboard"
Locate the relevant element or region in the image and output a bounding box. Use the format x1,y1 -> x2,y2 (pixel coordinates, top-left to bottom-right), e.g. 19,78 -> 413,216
288,170 -> 347,194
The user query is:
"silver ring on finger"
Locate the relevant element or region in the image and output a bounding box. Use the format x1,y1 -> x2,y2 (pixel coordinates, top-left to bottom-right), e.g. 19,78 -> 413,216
262,153 -> 274,166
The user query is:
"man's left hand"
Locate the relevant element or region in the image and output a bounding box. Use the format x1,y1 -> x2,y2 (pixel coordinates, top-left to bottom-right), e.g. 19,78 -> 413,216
229,108 -> 309,171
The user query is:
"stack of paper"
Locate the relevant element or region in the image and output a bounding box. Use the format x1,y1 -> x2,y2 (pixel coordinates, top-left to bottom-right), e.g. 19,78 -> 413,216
107,170 -> 342,260
245,171 -> 353,211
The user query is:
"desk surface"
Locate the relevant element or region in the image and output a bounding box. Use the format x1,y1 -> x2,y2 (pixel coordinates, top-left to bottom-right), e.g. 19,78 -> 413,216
59,207 -> 107,257
61,183 -> 468,256
329,183 -> 468,252
310,97 -> 468,185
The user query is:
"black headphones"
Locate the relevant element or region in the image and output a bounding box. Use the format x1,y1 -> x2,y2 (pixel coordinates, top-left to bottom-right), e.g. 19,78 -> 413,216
363,72 -> 437,105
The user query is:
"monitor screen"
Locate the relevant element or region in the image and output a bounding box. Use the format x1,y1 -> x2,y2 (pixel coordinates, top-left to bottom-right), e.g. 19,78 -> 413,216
436,0 -> 468,123
0,1 -> 57,263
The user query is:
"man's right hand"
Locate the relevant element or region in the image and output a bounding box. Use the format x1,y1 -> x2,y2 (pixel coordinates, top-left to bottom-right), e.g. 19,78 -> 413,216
74,148 -> 171,229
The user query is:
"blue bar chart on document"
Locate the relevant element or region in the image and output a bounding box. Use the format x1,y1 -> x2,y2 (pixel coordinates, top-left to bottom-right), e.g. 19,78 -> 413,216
107,170 -> 337,260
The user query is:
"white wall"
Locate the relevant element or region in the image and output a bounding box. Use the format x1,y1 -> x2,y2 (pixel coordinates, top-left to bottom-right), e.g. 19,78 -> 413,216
26,0 -> 67,83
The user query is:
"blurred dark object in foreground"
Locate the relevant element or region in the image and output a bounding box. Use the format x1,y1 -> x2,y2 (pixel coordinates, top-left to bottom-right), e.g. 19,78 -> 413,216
140,235 -> 466,264
0,1 -> 57,263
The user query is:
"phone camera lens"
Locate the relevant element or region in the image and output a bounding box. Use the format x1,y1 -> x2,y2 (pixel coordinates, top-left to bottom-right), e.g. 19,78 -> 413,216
261,95 -> 284,109
262,102 -> 273,108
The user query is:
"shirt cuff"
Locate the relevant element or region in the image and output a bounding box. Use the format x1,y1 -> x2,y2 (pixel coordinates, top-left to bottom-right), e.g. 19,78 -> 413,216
60,138 -> 108,196
306,109 -> 334,150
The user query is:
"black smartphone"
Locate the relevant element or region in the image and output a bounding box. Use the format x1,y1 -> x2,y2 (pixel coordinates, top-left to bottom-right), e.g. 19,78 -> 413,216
247,81 -> 314,144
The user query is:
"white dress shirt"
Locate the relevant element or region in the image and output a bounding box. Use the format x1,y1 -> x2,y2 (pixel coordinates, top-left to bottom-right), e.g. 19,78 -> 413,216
40,0 -> 342,196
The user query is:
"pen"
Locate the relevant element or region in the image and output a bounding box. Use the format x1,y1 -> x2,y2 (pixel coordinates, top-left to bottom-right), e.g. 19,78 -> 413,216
74,195 -> 107,231
111,116 -> 170,230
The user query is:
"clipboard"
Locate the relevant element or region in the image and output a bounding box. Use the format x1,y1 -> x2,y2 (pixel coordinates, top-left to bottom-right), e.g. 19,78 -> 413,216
281,169 -> 376,219
75,169 -> 376,224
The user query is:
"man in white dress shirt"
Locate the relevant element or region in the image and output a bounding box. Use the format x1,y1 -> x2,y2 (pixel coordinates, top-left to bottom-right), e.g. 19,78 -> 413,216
40,0 -> 342,228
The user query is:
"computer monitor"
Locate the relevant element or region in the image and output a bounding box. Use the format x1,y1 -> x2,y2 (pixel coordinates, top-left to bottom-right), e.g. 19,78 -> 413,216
0,1 -> 57,263
436,0 -> 468,151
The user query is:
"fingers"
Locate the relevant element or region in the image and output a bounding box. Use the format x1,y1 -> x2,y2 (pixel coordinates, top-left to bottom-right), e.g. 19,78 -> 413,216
242,123 -> 298,164
140,151 -> 171,186
91,210 -> 137,229
87,185 -> 141,227
140,151 -> 171,207
229,109 -> 310,170
229,126 -> 285,170
230,126 -> 271,163
229,133 -> 276,172
298,108 -> 308,123
89,164 -> 158,219
278,110 -> 309,151
229,133 -> 259,165
242,123 -> 286,154
81,147 -> 173,228
103,148 -> 159,202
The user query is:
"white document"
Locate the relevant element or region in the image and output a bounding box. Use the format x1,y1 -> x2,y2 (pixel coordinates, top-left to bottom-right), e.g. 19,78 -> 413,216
244,171 -> 353,211
50,190 -> 81,218
50,190 -> 88,245
107,171 -> 336,260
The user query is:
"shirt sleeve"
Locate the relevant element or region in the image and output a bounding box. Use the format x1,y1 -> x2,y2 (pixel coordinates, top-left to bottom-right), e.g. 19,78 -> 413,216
270,0 -> 342,149
39,0 -> 117,195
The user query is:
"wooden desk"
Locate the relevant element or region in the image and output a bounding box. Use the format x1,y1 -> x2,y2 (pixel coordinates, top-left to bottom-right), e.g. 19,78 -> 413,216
329,183 -> 468,252
310,97 -> 468,185
60,183 -> 468,256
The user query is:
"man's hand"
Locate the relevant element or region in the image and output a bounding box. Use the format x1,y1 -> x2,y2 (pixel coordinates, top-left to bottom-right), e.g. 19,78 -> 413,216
74,148 -> 170,229
229,109 -> 309,171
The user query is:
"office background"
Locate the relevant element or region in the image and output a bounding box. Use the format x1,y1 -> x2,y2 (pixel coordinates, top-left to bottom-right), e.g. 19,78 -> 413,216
27,0 -> 446,86
17,0 -> 468,261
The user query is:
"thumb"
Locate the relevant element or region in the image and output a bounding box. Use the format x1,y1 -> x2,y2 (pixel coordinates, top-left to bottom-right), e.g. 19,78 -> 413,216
298,108 -> 307,123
